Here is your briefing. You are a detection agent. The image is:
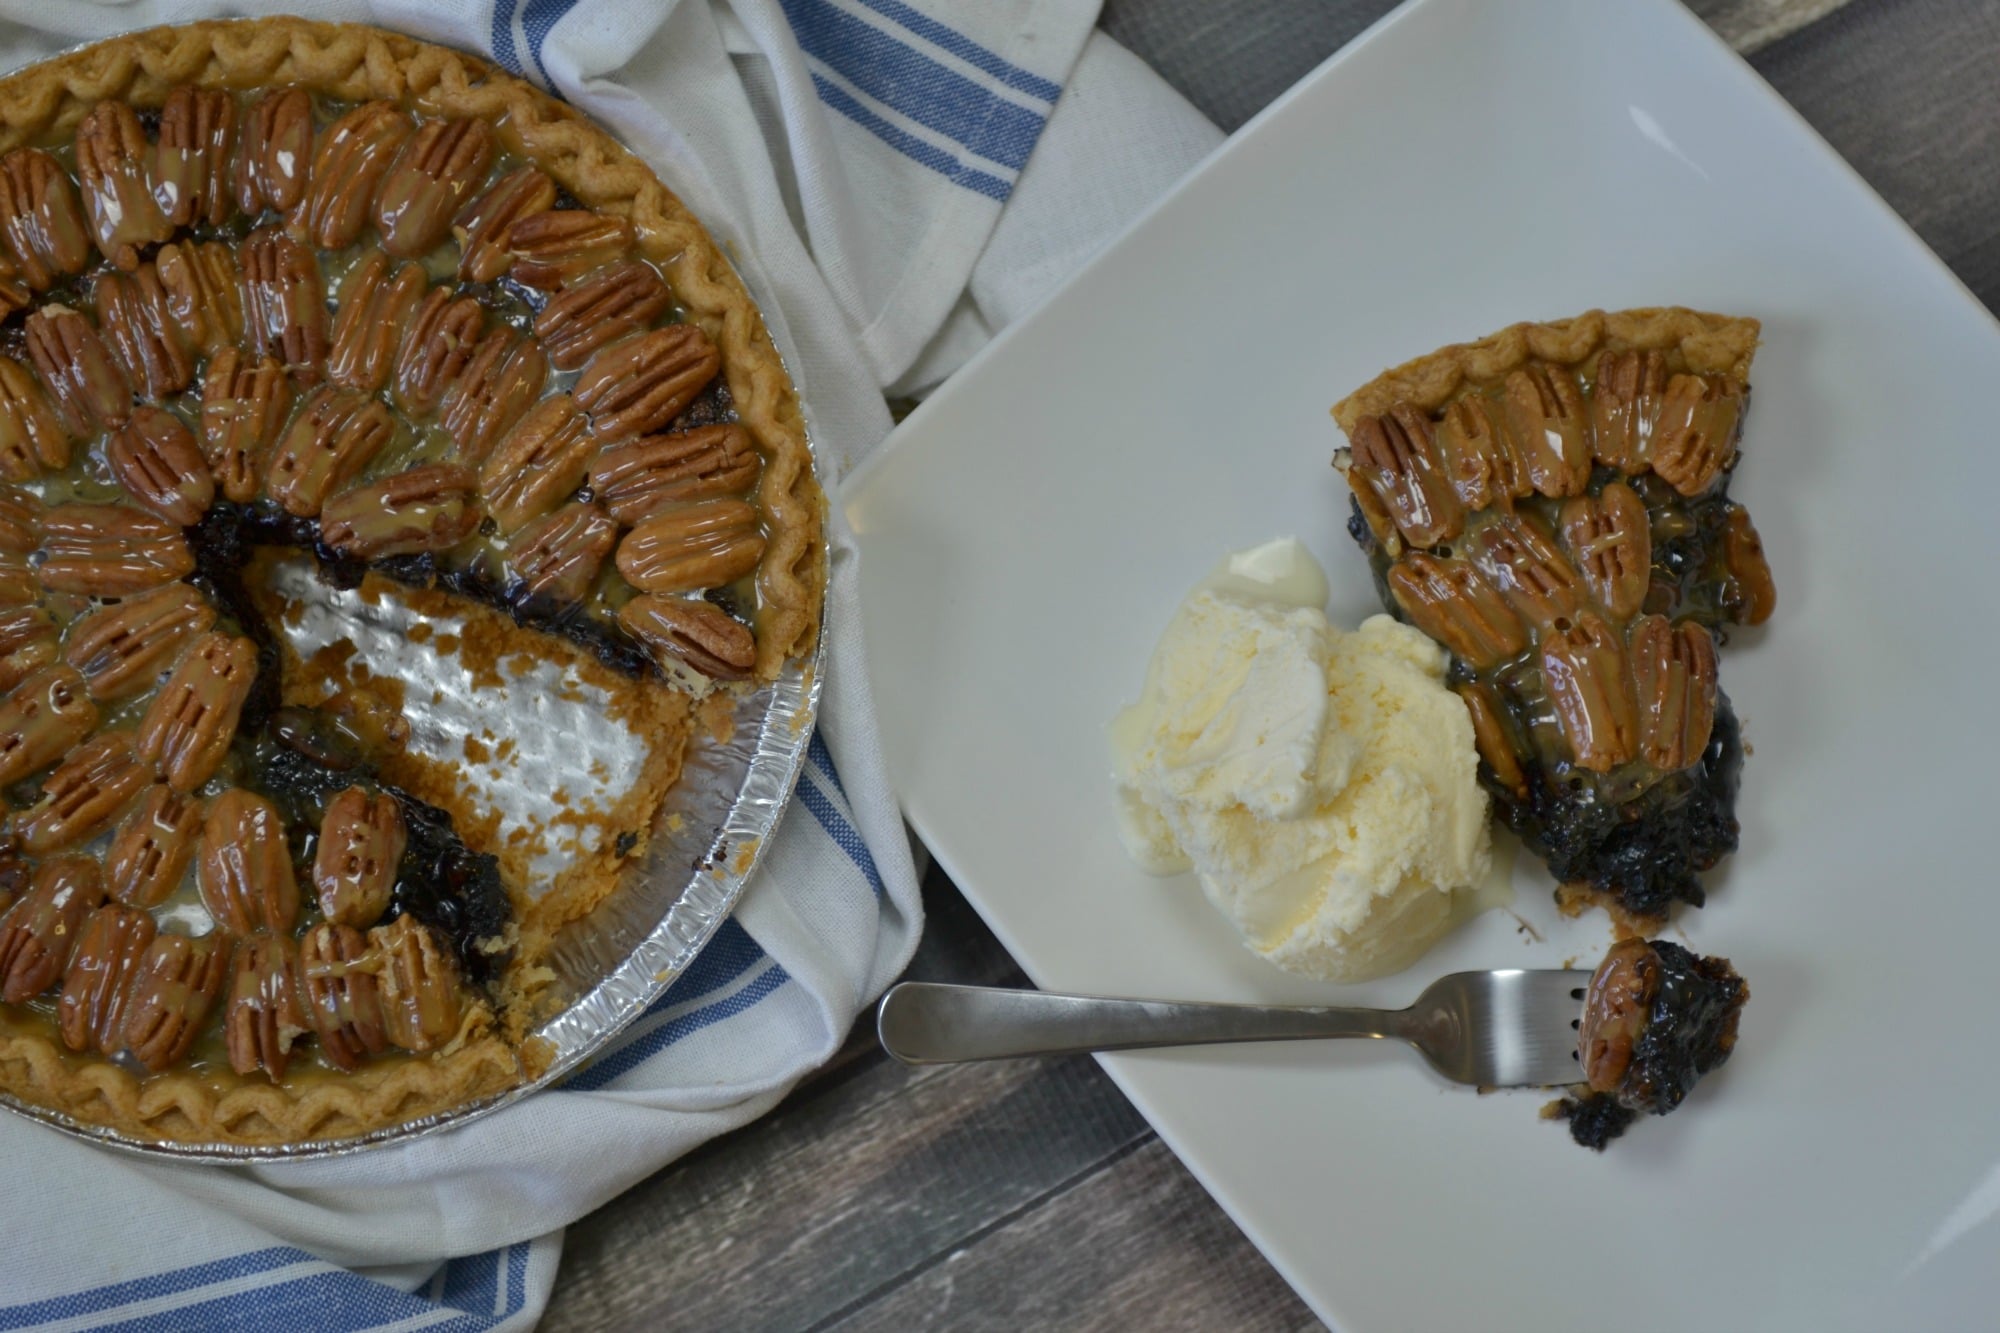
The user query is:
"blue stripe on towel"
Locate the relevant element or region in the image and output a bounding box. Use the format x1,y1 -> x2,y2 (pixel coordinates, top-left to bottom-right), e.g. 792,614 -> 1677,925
489,0 -> 522,76
798,771 -> 885,898
0,1240 -> 536,1332
809,74 -> 1012,201
523,0 -> 579,91
847,0 -> 1063,102
565,962 -> 791,1091
780,0 -> 1046,172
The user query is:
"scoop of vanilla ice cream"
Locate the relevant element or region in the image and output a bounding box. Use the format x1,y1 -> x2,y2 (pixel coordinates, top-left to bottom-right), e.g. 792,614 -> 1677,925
1110,538 -> 1491,982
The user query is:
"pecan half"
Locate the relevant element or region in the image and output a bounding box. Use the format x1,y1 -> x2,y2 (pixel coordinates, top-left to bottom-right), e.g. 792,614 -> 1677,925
0,607 -> 56,692
0,855 -> 105,1003
75,100 -> 172,270
152,85 -> 236,230
1630,615 -> 1719,772
198,787 -> 299,935
106,784 -> 204,909
589,424 -> 761,524
0,357 -> 67,479
225,931 -> 308,1081
121,930 -> 230,1072
232,88 -> 313,214
0,664 -> 99,784
620,594 -> 756,682
535,259 -> 676,371
95,266 -> 196,401
1346,405 -> 1463,549
478,395 -> 595,533
1433,393 -> 1528,511
200,349 -> 293,503
24,304 -> 133,437
1721,506 -> 1776,627
299,920 -> 387,1071
1501,364 -> 1593,497
57,902 -> 155,1054
106,407 -> 214,526
155,240 -> 244,355
0,484 -> 40,553
0,148 -> 91,289
67,584 -> 218,703
370,914 -> 464,1053
507,209 -> 635,290
327,251 -> 428,393
1455,681 -> 1528,799
454,165 -> 557,284
242,226 -> 330,378
1540,609 -> 1639,773
1578,937 -> 1655,1093
0,551 -> 30,609
574,326 -> 721,441
136,632 -> 259,792
1590,349 -> 1668,473
295,101 -> 413,250
374,118 -> 494,258
0,253 -> 24,321
152,87 -> 234,230
506,502 -> 618,605
313,787 -> 405,929
18,730 -> 149,852
1465,513 -> 1583,629
1384,552 -> 1528,670
615,499 -> 767,594
320,465 -> 482,559
264,386 -> 394,517
35,502 -> 193,596
1652,374 -> 1743,496
0,552 -> 31,611
1559,481 -> 1650,620
438,327 -> 549,461
393,287 -> 485,418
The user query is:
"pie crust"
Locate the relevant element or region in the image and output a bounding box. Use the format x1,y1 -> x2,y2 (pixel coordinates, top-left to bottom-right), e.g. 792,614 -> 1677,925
1332,306 -> 1759,431
0,19 -> 826,1147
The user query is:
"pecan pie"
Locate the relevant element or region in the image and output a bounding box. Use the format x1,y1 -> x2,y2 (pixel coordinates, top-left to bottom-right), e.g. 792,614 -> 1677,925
1549,936 -> 1749,1149
0,19 -> 825,1148
1332,309 -> 1772,929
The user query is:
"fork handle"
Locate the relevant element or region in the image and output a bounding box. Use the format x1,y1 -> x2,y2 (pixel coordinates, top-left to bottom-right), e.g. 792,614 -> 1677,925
876,981 -> 1407,1064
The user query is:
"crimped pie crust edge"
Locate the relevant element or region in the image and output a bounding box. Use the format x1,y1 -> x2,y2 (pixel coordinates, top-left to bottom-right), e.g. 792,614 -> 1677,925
1331,306 -> 1761,432
0,17 -> 826,1146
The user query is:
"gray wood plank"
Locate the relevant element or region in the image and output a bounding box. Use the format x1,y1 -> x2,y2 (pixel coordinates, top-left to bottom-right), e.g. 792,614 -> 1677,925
1097,0 -> 1396,133
1750,0 -> 2000,312
1692,0 -> 1851,52
826,1140 -> 1323,1333
1097,0 -> 1846,134
541,1052 -> 1148,1332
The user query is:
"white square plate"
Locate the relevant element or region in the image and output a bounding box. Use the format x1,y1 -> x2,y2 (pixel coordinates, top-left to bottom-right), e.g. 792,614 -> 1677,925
843,0 -> 1999,1327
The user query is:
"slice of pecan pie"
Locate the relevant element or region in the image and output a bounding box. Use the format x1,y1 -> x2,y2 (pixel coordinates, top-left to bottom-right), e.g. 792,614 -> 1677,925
0,19 -> 825,1148
1331,309 -> 1774,930
1550,935 -> 1749,1149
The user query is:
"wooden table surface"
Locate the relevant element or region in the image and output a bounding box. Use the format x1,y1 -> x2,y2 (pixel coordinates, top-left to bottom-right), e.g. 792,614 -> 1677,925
543,1 -> 2000,1328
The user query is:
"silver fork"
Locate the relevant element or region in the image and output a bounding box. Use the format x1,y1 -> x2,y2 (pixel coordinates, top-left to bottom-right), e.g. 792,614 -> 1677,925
877,970 -> 1594,1087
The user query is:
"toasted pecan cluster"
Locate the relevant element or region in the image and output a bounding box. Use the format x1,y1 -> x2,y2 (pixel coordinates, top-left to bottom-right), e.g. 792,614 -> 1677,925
0,83 -> 769,688
1336,345 -> 1776,922
0,80 -> 780,1091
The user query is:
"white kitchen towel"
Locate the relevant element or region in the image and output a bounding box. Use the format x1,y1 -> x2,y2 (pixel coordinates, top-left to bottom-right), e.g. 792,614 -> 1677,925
0,1 -> 1221,1329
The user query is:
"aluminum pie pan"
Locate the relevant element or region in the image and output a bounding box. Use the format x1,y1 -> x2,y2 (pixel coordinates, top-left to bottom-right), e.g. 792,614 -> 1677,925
0,540 -> 826,1164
